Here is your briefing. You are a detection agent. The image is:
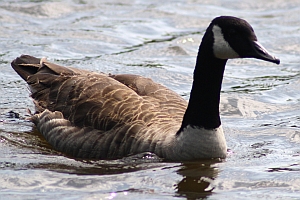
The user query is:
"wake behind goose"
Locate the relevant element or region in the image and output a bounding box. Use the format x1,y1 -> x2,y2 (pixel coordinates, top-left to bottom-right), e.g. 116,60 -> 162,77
11,16 -> 279,161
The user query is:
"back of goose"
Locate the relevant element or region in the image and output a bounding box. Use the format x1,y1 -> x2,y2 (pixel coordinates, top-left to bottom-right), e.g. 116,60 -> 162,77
11,16 -> 279,161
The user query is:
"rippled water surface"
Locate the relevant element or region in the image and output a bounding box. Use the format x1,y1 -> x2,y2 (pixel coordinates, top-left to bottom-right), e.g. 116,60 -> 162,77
1,0 -> 300,199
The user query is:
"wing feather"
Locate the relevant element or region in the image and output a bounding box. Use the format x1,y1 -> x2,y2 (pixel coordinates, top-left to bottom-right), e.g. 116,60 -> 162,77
11,55 -> 188,158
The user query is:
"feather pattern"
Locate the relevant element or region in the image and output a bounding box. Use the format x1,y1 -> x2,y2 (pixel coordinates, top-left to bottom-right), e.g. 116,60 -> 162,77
14,56 -> 187,159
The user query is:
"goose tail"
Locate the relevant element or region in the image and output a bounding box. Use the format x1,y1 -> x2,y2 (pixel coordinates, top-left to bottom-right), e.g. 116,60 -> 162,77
11,55 -> 41,81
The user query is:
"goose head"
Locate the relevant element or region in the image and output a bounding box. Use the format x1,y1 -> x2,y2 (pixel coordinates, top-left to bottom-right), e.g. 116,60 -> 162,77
181,16 -> 280,132
200,16 -> 280,64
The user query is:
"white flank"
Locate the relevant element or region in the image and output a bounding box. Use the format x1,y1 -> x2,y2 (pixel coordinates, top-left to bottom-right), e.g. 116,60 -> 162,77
175,125 -> 227,160
212,25 -> 239,59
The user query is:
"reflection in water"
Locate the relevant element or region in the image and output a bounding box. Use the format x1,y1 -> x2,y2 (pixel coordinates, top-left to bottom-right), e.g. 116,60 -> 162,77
23,155 -> 165,176
175,160 -> 221,199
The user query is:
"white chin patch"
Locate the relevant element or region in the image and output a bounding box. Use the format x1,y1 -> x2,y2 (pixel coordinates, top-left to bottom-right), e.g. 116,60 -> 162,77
212,25 -> 239,59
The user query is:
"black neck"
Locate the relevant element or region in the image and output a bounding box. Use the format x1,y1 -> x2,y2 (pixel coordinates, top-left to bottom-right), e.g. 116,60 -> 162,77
178,29 -> 227,132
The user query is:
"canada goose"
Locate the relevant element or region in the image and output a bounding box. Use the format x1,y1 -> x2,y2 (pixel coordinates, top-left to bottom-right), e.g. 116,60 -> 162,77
11,16 -> 280,161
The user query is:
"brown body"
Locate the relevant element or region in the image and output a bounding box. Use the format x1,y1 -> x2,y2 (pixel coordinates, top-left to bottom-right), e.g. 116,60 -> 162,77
12,55 -> 187,159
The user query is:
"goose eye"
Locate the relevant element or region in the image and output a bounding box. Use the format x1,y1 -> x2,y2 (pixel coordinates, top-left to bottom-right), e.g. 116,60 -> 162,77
227,29 -> 237,37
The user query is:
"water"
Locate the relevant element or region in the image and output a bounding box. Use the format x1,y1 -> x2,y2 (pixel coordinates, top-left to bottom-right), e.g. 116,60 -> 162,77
1,0 -> 300,199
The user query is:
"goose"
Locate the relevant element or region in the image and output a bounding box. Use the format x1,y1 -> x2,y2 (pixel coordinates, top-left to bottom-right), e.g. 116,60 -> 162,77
11,16 -> 280,161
